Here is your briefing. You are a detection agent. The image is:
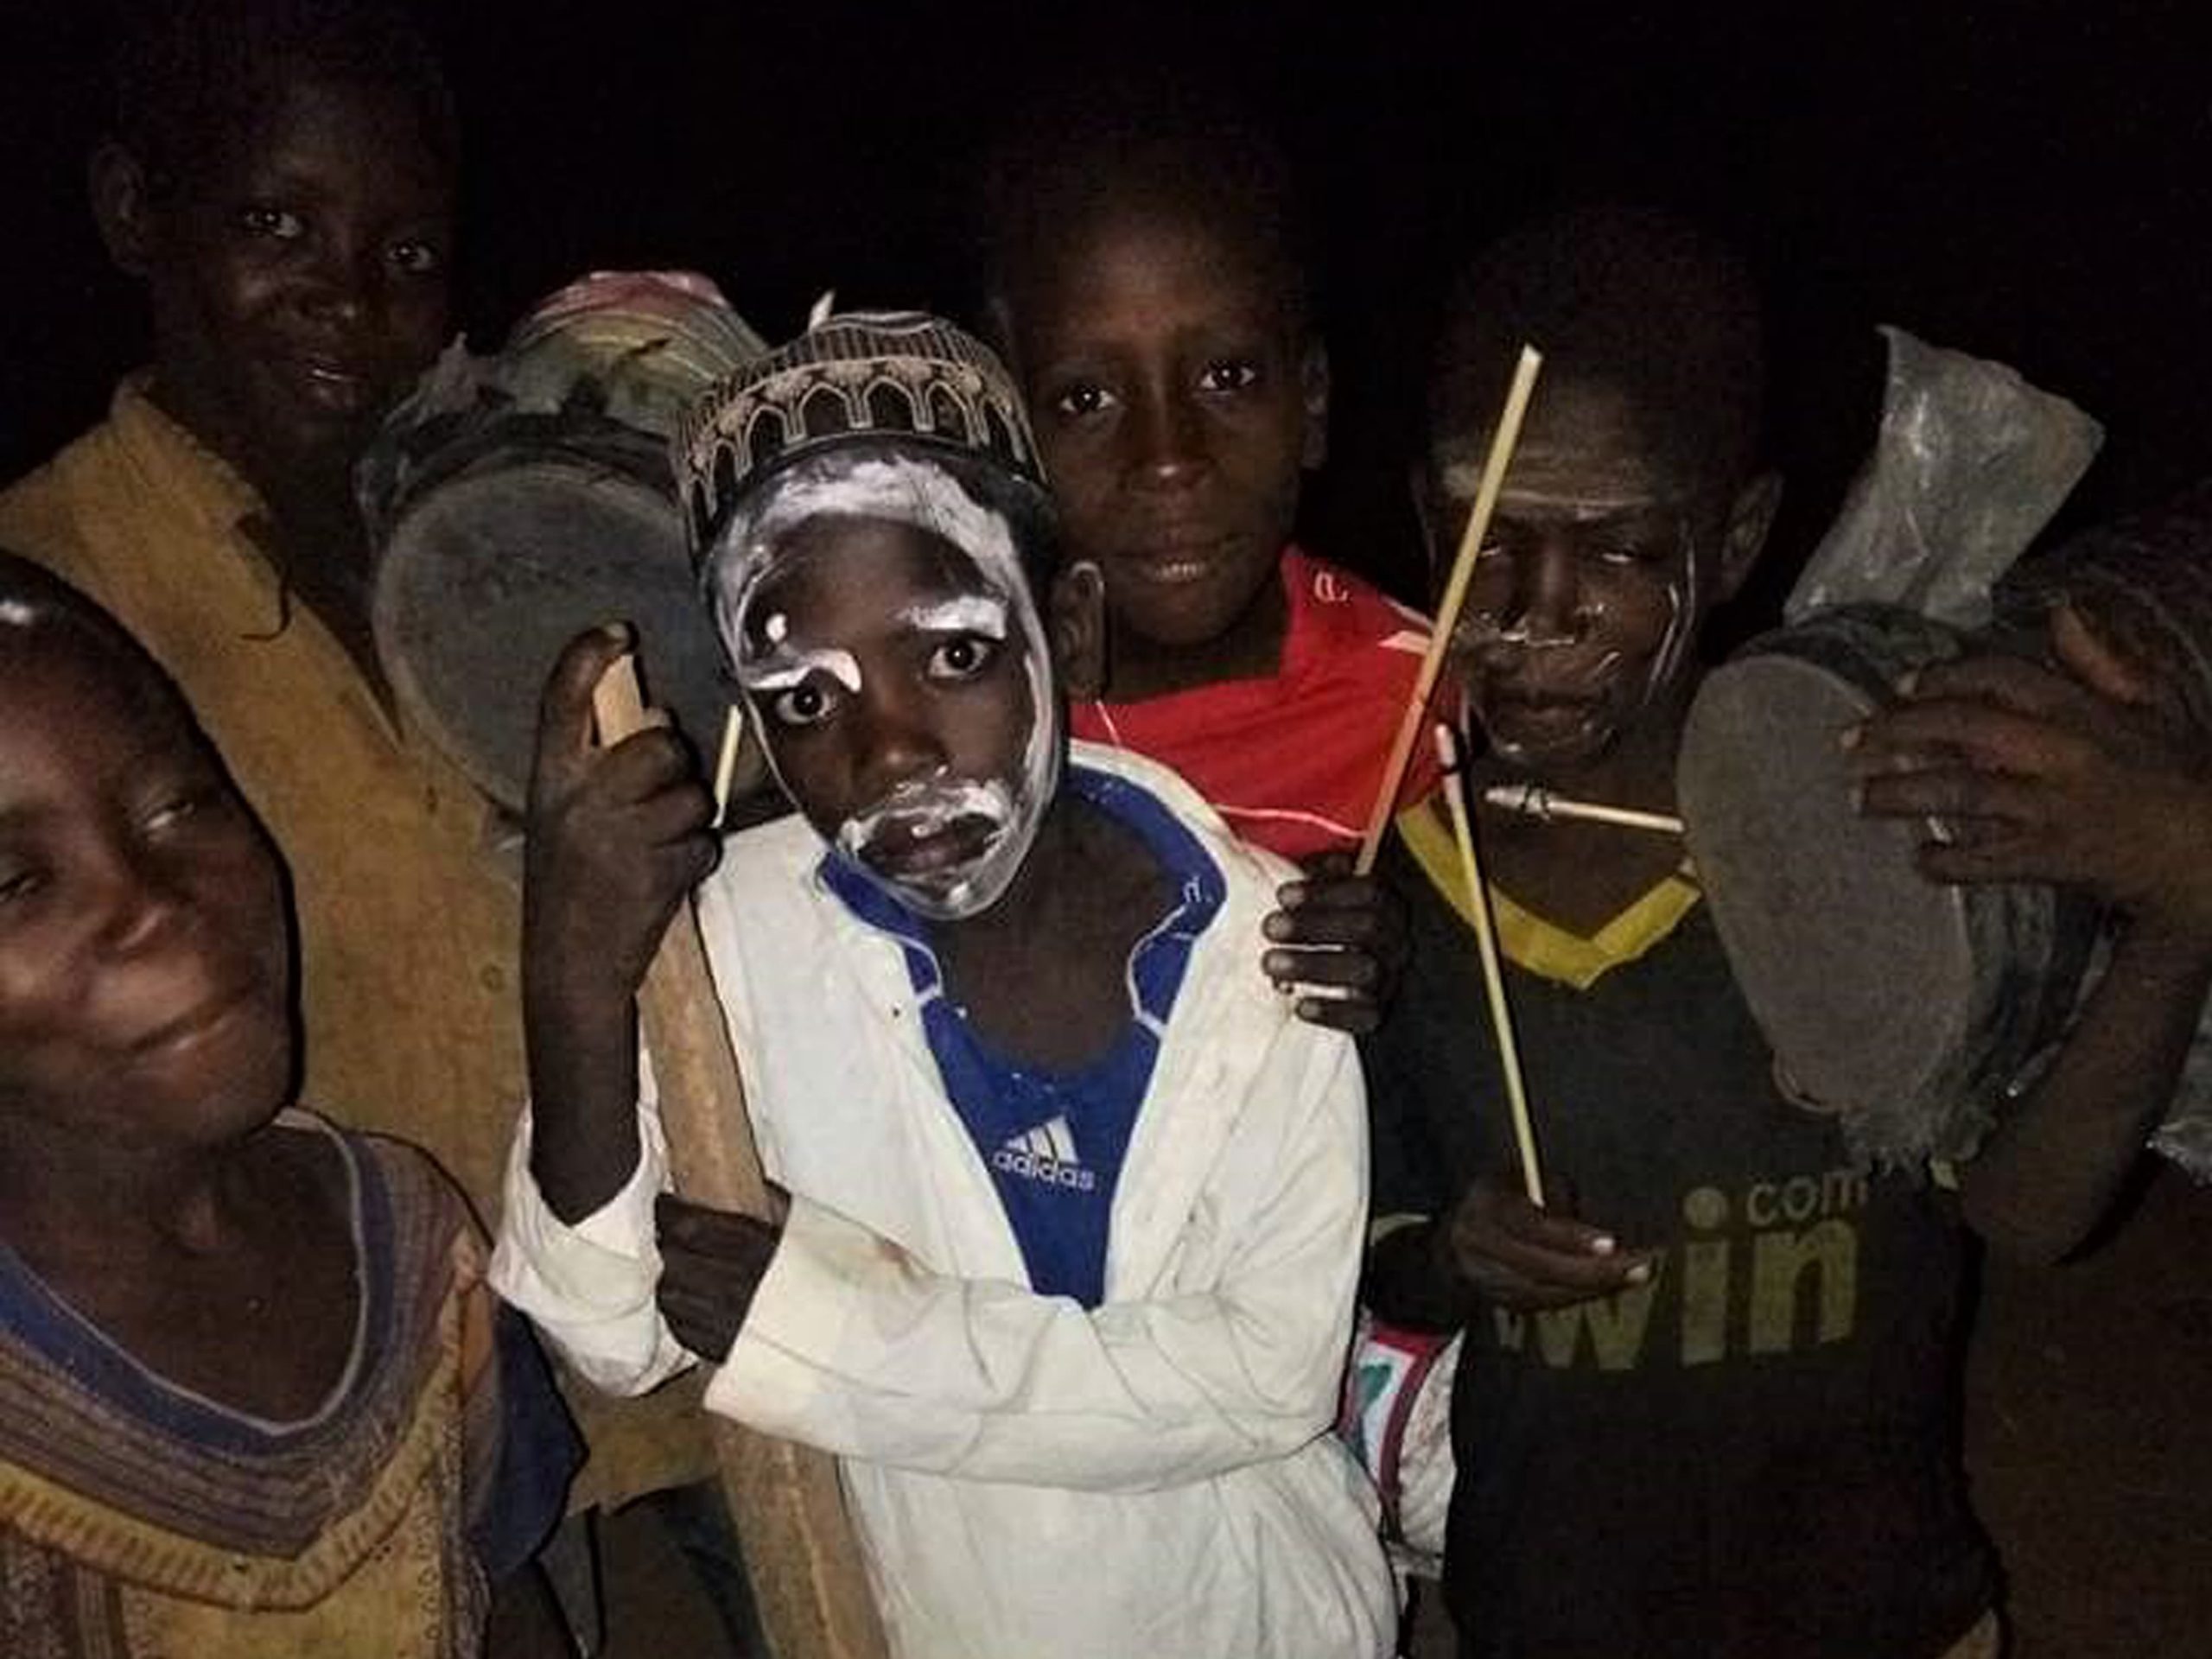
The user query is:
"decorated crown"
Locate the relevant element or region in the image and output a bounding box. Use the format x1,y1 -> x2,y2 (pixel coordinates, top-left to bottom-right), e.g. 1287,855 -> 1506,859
674,305 -> 1044,556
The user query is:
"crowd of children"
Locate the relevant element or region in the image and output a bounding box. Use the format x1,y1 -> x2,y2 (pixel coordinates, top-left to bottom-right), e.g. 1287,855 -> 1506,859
6,3 -> 2211,1657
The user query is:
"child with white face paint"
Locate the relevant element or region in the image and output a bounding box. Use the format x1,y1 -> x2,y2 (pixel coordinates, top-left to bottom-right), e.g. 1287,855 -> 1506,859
708,450 -> 1062,921
496,312 -> 1395,1659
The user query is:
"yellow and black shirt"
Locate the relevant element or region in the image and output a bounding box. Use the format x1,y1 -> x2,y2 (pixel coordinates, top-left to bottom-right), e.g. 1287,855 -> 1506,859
1363,811 -> 1994,1657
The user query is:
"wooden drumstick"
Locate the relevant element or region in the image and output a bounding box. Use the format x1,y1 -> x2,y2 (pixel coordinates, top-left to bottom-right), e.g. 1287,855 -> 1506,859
1481,783 -> 1685,837
592,654 -> 890,1659
1354,344 -> 1544,874
1435,726 -> 1547,1208
709,703 -> 748,830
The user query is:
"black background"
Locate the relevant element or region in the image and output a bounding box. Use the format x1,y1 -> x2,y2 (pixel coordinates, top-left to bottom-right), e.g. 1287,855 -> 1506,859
4,0 -> 2208,605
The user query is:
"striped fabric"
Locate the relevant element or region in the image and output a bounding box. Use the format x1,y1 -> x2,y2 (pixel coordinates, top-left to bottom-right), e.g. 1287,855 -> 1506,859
0,1116 -> 495,1657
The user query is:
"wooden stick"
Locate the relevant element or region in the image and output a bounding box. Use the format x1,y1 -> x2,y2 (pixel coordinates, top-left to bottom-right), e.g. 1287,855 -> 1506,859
1354,344 -> 1544,874
1480,783 -> 1685,837
593,654 -> 890,1659
709,703 -> 747,830
1435,727 -> 1547,1207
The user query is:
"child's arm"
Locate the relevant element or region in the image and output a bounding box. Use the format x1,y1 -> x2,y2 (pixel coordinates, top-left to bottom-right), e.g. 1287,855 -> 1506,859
489,626 -> 739,1393
520,625 -> 721,1222
1856,606 -> 2212,1261
671,1034 -> 1370,1492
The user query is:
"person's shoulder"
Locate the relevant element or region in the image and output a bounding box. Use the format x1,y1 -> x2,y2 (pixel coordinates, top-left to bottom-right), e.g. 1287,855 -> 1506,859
1283,547 -> 1432,652
1074,739 -> 1299,896
710,807 -> 823,901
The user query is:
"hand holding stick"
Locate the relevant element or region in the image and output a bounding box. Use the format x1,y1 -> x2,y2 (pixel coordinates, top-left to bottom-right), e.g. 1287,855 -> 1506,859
592,653 -> 889,1659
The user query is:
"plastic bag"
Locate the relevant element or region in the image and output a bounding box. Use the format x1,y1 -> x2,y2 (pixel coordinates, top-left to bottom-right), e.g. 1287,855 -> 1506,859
1785,326 -> 2103,630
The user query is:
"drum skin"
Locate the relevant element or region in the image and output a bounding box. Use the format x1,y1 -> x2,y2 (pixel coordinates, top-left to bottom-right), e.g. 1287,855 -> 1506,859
372,426 -> 729,815
1678,606 -> 2091,1168
366,275 -> 765,815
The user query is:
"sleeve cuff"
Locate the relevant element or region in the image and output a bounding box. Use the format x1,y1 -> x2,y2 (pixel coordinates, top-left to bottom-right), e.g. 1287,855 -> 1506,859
704,1197 -> 885,1439
489,1103 -> 693,1396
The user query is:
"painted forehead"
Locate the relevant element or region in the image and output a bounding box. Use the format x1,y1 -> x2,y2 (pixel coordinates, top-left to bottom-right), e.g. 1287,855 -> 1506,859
1434,378 -> 1708,513
739,523 -> 1008,646
712,452 -> 1033,639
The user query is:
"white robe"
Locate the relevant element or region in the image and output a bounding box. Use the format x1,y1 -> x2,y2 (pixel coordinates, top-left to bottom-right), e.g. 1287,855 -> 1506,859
492,743 -> 1396,1659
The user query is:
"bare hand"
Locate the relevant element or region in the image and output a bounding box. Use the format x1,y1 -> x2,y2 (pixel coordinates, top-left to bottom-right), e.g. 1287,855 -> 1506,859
1262,854 -> 1410,1034
655,1194 -> 782,1361
1853,605 -> 2212,951
1440,1172 -> 1654,1312
524,626 -> 721,1014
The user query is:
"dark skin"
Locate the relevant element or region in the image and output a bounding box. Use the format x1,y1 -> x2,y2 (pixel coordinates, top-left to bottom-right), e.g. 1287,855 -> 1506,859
0,627 -> 357,1421
91,73 -> 455,698
0,618 -> 569,1654
525,522 -> 1166,1357
1000,195 -> 1403,1033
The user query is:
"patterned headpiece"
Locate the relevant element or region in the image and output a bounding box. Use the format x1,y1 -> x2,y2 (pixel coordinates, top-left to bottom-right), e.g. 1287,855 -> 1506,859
674,307 -> 1044,560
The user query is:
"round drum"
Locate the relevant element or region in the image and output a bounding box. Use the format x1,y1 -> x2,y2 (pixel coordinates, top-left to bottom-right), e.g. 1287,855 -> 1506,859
1677,605 -> 2094,1168
365,272 -> 766,814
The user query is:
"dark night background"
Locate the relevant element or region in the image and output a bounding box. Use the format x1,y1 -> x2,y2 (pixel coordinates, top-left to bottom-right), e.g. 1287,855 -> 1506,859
3,0 -> 2209,611
4,7 -> 2212,1650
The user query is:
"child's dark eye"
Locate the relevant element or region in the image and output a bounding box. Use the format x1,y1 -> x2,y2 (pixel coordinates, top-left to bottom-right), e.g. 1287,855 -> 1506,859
926,636 -> 997,681
0,866 -> 40,907
143,793 -> 201,834
388,238 -> 443,277
143,785 -> 230,836
769,682 -> 841,729
239,205 -> 308,242
1197,359 -> 1262,394
1590,540 -> 1672,569
1051,383 -> 1117,419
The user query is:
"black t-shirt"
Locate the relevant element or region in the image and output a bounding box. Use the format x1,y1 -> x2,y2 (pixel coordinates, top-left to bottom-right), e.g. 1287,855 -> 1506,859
1364,840 -> 1996,1659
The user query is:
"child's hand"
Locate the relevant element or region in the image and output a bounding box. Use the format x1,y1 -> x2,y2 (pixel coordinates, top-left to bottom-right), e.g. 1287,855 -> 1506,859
1440,1173 -> 1654,1312
525,626 -> 721,1017
1853,605 -> 2212,957
655,1193 -> 782,1361
1262,855 -> 1410,1035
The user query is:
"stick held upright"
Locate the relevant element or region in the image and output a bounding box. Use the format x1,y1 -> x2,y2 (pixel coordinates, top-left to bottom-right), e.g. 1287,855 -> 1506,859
592,652 -> 891,1659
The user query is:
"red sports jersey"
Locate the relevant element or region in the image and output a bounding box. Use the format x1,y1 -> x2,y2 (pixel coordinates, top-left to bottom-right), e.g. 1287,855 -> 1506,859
1070,548 -> 1440,861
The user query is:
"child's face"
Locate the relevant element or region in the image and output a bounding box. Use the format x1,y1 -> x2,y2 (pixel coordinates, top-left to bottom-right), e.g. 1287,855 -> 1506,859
0,629 -> 292,1148
728,517 -> 1059,920
135,74 -> 454,483
1006,206 -> 1322,653
1427,378 -> 1745,772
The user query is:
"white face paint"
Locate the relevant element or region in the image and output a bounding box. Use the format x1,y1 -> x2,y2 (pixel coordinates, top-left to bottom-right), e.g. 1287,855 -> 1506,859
739,647 -> 864,696
897,594 -> 1008,641
704,451 -> 1060,921
1445,482 -> 1703,768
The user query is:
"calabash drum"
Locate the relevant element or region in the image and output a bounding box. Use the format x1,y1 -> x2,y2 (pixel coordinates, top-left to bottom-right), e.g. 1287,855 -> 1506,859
365,272 -> 766,814
1677,605 -> 2097,1168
